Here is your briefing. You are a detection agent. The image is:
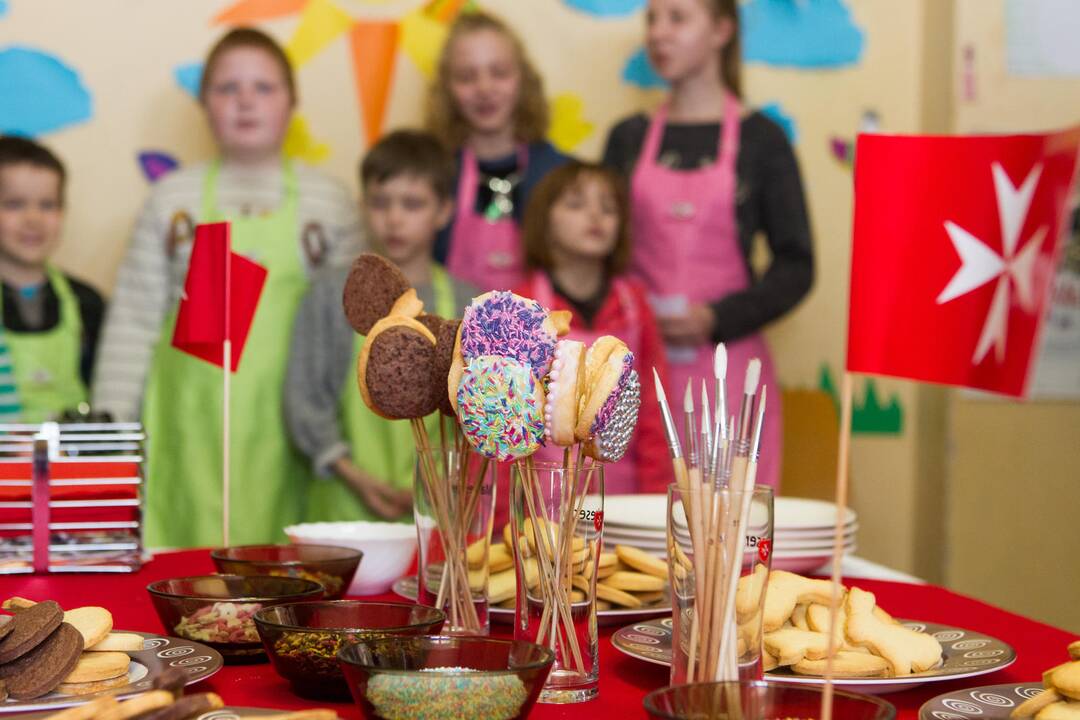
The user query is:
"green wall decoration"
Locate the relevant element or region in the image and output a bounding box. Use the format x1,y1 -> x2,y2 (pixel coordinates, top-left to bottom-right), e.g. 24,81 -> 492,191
818,364 -> 904,435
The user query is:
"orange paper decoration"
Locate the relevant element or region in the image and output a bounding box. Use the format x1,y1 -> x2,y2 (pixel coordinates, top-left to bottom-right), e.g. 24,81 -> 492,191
213,0 -> 308,25
349,21 -> 399,144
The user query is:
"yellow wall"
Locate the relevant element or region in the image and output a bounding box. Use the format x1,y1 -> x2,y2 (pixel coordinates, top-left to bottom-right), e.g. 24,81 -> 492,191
945,0 -> 1080,634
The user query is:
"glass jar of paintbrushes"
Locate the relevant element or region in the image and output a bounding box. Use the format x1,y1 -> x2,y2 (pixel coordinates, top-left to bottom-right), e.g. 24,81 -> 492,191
653,346 -> 774,683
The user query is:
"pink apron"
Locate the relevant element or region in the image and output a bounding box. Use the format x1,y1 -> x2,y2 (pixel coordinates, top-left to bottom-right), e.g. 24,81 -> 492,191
446,146 -> 527,291
528,272 -> 644,496
629,95 -> 781,489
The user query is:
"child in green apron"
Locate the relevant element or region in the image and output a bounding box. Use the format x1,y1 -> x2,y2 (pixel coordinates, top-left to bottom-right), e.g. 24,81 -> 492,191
0,136 -> 104,422
93,29 -> 362,547
286,130 -> 476,522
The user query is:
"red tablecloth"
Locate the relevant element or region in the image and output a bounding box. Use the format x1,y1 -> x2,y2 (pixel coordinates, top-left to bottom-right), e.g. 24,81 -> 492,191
4,550 -> 1074,719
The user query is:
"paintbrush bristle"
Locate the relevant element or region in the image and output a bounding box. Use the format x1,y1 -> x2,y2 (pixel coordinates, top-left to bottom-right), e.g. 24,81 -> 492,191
714,343 -> 728,380
653,367 -> 668,406
683,379 -> 695,414
701,380 -> 710,419
744,358 -> 762,395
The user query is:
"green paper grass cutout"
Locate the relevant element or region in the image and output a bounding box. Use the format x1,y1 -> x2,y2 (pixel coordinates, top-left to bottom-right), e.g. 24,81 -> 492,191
819,364 -> 903,435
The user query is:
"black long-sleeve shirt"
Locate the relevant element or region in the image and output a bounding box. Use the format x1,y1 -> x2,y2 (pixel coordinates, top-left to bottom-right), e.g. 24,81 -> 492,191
602,110 -> 814,342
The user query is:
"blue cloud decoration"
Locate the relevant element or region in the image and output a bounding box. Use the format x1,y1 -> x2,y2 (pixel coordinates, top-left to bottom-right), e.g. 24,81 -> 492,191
0,46 -> 92,136
741,0 -> 865,69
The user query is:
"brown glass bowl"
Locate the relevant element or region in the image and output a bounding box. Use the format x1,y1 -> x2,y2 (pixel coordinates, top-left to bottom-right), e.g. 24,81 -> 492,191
253,600 -> 446,699
643,681 -> 897,720
210,544 -> 362,600
338,635 -> 555,720
146,574 -> 323,662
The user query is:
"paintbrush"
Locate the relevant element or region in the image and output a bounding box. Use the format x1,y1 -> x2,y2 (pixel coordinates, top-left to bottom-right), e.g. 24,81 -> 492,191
709,344 -> 728,483
700,380 -> 712,470
718,384 -> 768,680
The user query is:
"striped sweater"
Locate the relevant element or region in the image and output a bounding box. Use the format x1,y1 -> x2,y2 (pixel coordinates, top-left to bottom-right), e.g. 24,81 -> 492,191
92,161 -> 364,422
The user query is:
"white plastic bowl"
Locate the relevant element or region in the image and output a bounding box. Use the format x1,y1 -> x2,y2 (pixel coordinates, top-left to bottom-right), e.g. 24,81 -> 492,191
284,521 -> 417,596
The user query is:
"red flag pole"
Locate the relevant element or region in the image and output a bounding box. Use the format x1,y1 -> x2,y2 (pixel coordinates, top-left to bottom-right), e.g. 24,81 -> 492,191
819,371 -> 854,720
222,226 -> 232,548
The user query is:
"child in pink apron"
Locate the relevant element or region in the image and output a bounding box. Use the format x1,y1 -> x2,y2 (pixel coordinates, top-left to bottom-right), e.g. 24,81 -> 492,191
602,0 -> 815,490
425,11 -> 568,292
495,162 -> 670,531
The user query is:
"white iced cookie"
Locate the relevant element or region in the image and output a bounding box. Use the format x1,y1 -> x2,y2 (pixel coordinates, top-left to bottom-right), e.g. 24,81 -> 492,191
544,340 -> 585,446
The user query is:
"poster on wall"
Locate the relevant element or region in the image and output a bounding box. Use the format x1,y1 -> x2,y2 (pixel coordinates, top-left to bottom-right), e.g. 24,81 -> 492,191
1005,0 -> 1080,77
1028,191 -> 1080,399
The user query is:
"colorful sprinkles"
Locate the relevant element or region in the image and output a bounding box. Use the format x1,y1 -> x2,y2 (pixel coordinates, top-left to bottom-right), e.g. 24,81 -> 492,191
365,668 -> 528,720
457,356 -> 545,461
460,292 -> 556,373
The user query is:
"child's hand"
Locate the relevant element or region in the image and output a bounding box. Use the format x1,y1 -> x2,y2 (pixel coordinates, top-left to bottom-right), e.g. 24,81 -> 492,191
658,304 -> 715,347
334,457 -> 414,520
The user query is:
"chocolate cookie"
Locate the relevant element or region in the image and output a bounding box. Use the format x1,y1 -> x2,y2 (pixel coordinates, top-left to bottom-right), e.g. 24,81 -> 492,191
0,622 -> 84,699
416,313 -> 447,338
343,253 -> 411,335
0,599 -> 63,663
365,326 -> 440,419
432,318 -> 461,416
0,614 -> 13,642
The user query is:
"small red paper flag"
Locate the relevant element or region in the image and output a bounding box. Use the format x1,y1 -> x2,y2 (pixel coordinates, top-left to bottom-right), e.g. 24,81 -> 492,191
847,128 -> 1080,397
172,222 -> 267,372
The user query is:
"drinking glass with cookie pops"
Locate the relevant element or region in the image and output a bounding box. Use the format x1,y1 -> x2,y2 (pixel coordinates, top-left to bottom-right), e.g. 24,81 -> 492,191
343,254 -> 492,635
447,290 -> 643,701
653,345 -> 777,684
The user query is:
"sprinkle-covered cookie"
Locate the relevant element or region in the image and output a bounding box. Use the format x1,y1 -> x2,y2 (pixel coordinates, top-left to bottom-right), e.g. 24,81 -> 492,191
460,292 -> 557,373
457,356 -> 545,461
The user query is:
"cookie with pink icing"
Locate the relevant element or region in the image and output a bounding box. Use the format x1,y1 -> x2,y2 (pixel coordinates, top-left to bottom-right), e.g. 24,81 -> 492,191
544,339 -> 586,447
457,355 -> 546,461
459,291 -> 558,374
575,336 -> 641,463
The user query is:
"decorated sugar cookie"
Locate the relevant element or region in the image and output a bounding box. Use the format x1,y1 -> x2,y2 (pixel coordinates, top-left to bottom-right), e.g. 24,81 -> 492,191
457,355 -> 545,461
544,339 -> 586,447
575,336 -> 641,463
459,291 -> 558,374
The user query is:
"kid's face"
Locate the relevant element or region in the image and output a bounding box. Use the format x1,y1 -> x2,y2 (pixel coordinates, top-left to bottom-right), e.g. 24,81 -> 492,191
446,29 -> 522,137
0,164 -> 63,271
363,175 -> 452,267
203,47 -> 293,162
645,0 -> 730,83
548,175 -> 620,264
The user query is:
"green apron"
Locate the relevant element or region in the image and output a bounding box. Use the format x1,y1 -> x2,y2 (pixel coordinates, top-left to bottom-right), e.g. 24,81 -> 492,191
306,265 -> 454,523
143,161 -> 311,547
3,267 -> 87,422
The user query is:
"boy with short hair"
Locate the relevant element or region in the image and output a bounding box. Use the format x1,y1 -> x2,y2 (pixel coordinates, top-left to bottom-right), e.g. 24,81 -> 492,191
0,136 -> 104,421
285,129 -> 476,521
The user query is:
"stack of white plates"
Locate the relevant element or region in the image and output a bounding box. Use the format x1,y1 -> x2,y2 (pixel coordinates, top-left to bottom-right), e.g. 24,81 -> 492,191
601,495 -> 857,575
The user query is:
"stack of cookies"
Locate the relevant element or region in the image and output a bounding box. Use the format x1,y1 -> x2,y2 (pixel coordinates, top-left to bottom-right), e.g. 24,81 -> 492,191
745,570 -> 943,678
1011,641 -> 1080,719
0,598 -> 138,700
477,527 -> 668,612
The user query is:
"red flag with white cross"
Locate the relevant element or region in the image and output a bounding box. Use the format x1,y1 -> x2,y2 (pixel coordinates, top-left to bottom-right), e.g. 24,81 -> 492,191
847,128 -> 1080,397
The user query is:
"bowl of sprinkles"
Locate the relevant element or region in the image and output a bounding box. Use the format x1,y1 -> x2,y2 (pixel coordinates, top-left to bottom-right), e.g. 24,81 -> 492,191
642,680 -> 897,720
338,635 -> 555,720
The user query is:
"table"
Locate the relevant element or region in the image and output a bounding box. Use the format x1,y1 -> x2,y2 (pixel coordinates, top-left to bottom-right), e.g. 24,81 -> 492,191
5,549 -> 1074,719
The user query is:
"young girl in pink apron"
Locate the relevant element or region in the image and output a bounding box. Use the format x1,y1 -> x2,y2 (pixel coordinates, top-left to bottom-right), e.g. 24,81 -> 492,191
503,162 -> 670,528
425,11 -> 568,292
602,0 -> 815,490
